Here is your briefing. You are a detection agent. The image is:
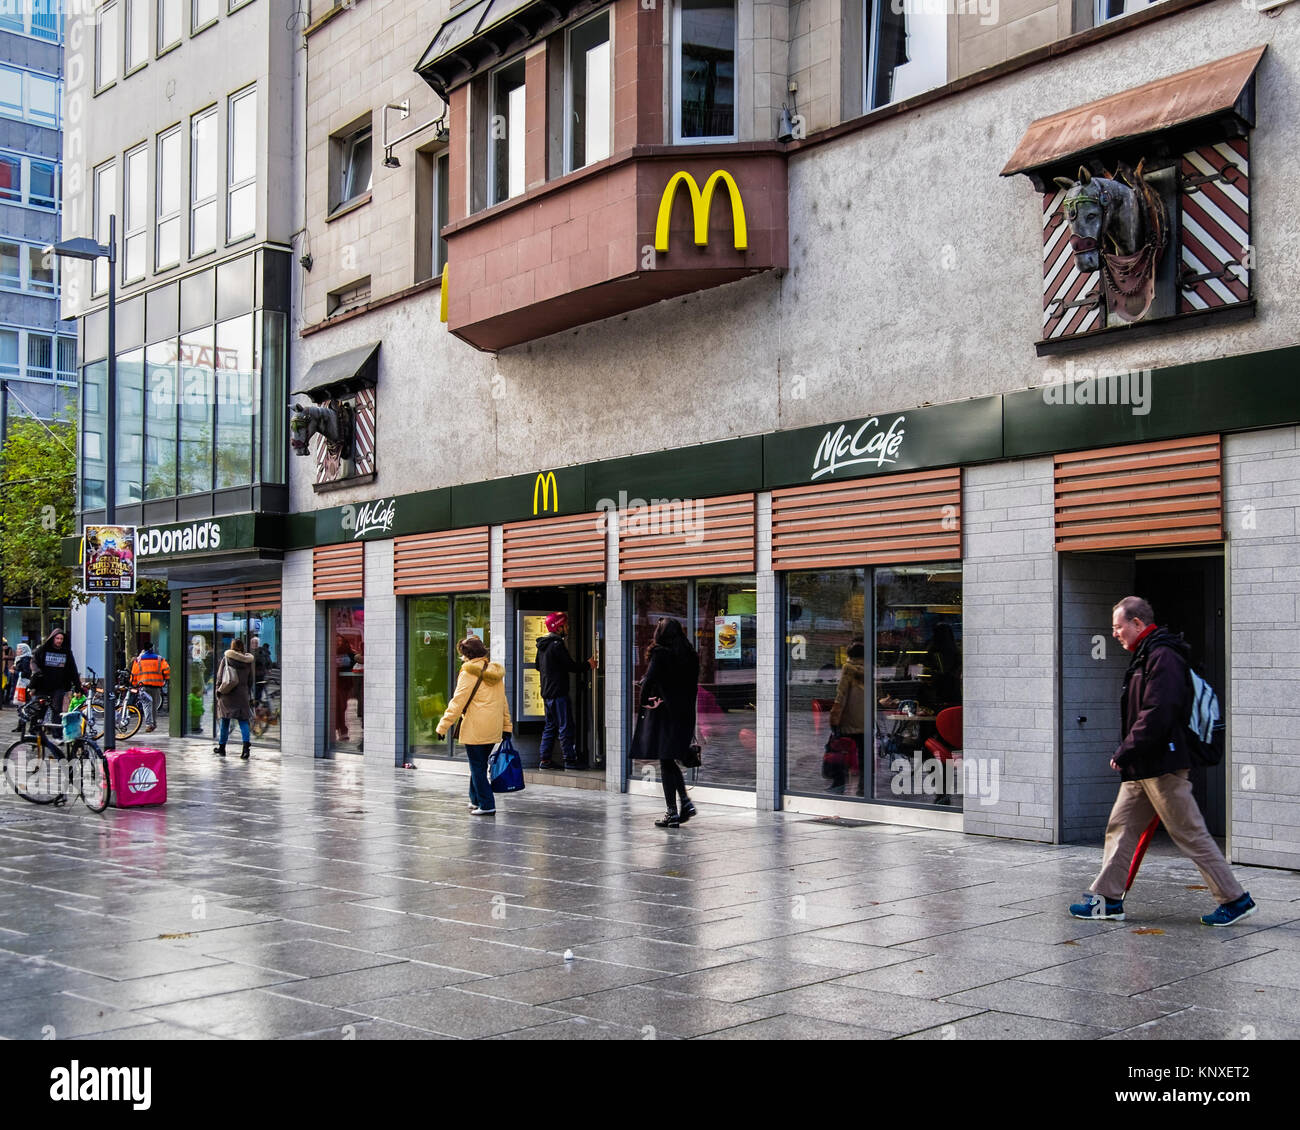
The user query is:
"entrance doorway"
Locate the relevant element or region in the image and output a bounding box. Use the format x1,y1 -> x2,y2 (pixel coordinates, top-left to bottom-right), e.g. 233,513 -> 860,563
512,586 -> 605,770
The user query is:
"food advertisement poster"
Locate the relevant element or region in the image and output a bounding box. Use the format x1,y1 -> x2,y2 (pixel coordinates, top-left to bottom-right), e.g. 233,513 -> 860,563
518,612 -> 551,720
714,615 -> 741,659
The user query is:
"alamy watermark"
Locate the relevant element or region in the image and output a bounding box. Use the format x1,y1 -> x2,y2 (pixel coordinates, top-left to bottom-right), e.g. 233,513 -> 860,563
891,0 -> 999,26
596,491 -> 706,546
889,753 -> 1001,805
1041,361 -> 1152,416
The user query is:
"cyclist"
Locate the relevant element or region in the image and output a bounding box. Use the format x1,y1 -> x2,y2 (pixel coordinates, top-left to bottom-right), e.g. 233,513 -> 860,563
130,640 -> 170,734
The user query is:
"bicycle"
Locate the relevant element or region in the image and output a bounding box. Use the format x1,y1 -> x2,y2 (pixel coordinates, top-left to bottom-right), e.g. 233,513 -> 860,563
2,697 -> 110,812
85,668 -> 143,741
251,679 -> 280,737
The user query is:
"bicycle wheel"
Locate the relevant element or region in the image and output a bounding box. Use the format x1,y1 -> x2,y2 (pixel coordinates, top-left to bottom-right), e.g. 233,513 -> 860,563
70,740 -> 110,813
3,738 -> 63,805
115,704 -> 142,741
87,703 -> 107,740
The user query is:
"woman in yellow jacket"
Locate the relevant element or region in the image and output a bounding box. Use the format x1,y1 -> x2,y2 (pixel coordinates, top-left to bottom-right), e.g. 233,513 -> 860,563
436,635 -> 512,815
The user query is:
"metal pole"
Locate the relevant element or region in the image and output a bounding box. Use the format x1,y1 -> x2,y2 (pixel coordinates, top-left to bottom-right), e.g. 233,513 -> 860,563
102,216 -> 116,752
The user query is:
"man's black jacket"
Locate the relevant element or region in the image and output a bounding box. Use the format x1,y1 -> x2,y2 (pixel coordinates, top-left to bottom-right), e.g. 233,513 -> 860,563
1115,628 -> 1195,781
536,634 -> 582,701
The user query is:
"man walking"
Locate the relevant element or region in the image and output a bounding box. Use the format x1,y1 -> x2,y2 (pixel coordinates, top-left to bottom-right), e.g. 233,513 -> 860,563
1070,596 -> 1256,927
130,639 -> 170,734
534,612 -> 596,770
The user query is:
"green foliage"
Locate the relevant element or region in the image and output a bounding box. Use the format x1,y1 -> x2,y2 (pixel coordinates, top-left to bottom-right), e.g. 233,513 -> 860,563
0,410 -> 78,610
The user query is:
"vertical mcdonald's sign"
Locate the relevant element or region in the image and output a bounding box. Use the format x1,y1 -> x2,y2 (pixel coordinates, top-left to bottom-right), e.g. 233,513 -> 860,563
655,170 -> 748,252
533,471 -> 559,514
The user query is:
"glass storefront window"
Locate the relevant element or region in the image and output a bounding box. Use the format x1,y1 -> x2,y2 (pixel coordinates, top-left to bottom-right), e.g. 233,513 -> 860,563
214,313 -> 254,488
406,594 -> 490,759
330,603 -> 364,754
630,576 -> 755,790
183,608 -> 278,743
117,348 -> 144,503
249,610 -> 279,745
178,327 -> 213,494
145,341 -> 178,499
783,564 -> 962,808
185,614 -> 215,736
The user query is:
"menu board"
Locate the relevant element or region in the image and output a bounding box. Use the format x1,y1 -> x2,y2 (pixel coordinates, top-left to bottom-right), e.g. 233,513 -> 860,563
517,611 -> 551,720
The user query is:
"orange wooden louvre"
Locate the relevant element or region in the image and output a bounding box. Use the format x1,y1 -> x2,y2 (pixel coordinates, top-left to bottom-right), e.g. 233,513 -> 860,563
181,580 -> 282,613
502,513 -> 606,588
393,527 -> 490,594
771,468 -> 962,571
1055,435 -> 1223,552
618,493 -> 755,580
313,543 -> 365,600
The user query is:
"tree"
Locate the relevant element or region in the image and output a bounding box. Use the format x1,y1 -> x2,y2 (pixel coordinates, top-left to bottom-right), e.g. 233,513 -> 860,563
0,408 -> 78,639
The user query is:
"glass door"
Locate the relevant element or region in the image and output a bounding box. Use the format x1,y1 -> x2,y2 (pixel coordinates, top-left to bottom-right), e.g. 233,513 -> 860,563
329,602 -> 365,755
185,614 -> 216,737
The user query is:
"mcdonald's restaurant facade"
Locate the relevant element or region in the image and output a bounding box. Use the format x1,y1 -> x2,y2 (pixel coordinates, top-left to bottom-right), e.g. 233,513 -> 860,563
62,1 -> 1300,866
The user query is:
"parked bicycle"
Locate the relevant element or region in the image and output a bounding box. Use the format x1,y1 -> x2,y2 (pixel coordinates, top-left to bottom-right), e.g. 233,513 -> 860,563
85,667 -> 143,741
2,696 -> 110,811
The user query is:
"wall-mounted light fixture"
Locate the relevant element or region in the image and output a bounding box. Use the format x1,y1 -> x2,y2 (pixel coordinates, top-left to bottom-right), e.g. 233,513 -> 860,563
382,97 -> 449,170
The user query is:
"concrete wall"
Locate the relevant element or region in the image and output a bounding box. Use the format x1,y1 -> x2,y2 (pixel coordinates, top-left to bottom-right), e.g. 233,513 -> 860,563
279,548 -> 324,758
1224,426 -> 1300,869
961,458 -> 1057,842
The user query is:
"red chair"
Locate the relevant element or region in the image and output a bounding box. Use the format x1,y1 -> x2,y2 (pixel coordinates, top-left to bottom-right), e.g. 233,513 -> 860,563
924,706 -> 963,763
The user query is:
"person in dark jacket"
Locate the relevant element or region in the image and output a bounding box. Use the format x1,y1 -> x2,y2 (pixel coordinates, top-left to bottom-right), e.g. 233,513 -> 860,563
534,611 -> 596,770
1070,596 -> 1255,927
29,629 -> 82,720
214,638 -> 256,760
633,617 -> 700,828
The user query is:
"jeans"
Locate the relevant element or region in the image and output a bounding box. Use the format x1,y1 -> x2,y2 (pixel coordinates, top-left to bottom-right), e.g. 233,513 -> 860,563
539,696 -> 576,763
218,717 -> 251,746
660,758 -> 689,812
464,743 -> 496,811
138,687 -> 156,728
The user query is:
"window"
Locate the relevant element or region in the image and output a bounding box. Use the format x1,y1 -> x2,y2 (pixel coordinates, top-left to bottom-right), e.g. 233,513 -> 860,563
97,2 -> 120,90
675,0 -> 735,142
192,0 -> 217,32
435,150 -> 448,276
565,10 -> 611,173
489,58 -> 525,205
27,245 -> 55,294
57,337 -> 76,381
0,151 -> 58,211
0,153 -> 19,202
123,144 -> 148,282
327,277 -> 371,317
190,106 -> 217,255
27,334 -> 54,380
330,119 -> 372,213
0,66 -> 60,126
158,0 -> 182,50
29,159 -> 57,208
0,241 -> 20,288
227,86 -> 256,239
1096,0 -> 1161,21
94,161 -> 116,294
126,0 -> 149,71
0,329 -> 17,376
0,241 -> 57,293
0,67 -> 20,117
863,0 -> 946,111
156,126 -> 182,268
0,1 -> 63,41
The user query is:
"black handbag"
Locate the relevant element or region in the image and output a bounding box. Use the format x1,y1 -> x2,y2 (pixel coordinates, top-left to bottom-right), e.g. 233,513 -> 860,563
677,742 -> 702,769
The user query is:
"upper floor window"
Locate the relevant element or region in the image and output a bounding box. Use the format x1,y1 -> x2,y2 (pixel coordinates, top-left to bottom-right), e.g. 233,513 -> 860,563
93,161 -> 116,295
190,105 -> 217,255
0,240 -> 59,295
490,57 -> 526,204
97,1 -> 120,90
156,125 -> 182,268
123,143 -> 148,282
0,150 -> 59,210
0,330 -> 76,381
1096,0 -> 1162,21
158,0 -> 182,51
227,85 -> 257,239
192,0 -> 217,32
0,1 -> 62,42
0,65 -> 60,126
675,0 -> 735,142
125,0 -> 149,71
330,118 -> 372,214
565,9 -> 611,173
864,0 -> 946,111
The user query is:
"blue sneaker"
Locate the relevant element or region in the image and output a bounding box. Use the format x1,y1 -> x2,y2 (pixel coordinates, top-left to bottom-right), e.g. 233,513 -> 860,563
1069,893 -> 1125,921
1201,893 -> 1256,927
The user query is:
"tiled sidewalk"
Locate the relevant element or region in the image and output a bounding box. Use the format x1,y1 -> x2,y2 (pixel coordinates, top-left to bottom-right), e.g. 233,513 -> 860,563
1,737 -> 1297,1040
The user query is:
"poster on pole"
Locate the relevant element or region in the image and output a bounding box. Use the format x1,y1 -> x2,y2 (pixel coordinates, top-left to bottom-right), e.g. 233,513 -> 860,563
83,526 -> 138,594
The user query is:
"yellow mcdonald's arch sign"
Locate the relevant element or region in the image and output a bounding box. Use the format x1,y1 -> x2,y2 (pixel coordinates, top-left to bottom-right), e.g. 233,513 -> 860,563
654,170 -> 748,253
439,262 -> 449,323
533,471 -> 559,515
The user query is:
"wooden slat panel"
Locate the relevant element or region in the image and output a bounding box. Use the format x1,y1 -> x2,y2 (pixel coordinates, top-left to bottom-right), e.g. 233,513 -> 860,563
314,543 -> 365,601
502,513 -> 606,588
771,469 -> 962,572
182,581 -> 282,613
393,527 -> 490,595
617,493 -> 755,580
1054,435 -> 1222,552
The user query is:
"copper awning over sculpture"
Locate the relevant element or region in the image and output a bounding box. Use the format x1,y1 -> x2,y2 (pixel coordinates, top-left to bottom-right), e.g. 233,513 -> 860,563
1001,46 -> 1265,191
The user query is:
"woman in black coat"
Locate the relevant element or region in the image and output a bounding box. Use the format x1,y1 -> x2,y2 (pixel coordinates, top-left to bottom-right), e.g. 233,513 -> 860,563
634,617 -> 700,828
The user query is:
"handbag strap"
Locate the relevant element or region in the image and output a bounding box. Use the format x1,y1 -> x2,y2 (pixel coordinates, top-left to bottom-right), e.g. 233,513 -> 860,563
460,663 -> 488,718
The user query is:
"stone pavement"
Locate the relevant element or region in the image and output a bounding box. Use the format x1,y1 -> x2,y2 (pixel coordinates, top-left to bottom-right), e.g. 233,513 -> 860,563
1,735 -> 1298,1041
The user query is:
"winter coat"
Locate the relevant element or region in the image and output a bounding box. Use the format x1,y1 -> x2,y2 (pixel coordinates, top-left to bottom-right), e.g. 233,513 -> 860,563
830,660 -> 866,733
632,643 -> 699,761
1114,628 -> 1195,782
29,632 -> 81,694
437,658 -> 513,746
13,644 -> 32,681
535,634 -> 582,700
215,649 -> 255,720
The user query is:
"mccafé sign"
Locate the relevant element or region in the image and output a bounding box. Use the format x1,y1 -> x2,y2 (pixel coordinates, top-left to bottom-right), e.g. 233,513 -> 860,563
655,170 -> 748,252
137,520 -> 223,557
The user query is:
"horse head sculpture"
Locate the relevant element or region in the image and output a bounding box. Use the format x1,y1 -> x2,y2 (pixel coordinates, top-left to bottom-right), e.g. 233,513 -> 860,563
1053,165 -> 1143,274
290,401 -> 354,458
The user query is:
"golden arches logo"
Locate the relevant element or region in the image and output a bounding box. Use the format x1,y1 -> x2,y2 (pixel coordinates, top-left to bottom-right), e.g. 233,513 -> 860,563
533,471 -> 559,515
654,170 -> 748,253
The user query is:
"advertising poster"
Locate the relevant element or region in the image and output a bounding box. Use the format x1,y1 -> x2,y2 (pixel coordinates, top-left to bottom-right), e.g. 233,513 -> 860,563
83,525 -> 137,594
518,612 -> 551,720
715,615 -> 741,659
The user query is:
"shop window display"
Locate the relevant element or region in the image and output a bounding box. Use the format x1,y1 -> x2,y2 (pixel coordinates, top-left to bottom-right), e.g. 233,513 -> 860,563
407,595 -> 489,759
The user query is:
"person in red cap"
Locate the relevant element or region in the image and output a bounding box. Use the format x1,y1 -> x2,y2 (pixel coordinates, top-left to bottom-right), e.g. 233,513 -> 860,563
534,611 -> 597,769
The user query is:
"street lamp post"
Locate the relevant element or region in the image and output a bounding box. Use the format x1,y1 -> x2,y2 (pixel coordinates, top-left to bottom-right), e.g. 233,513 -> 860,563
49,218 -> 117,751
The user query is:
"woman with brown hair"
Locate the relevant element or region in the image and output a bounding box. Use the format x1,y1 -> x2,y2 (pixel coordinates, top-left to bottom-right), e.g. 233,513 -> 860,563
214,637 -> 255,759
436,635 -> 512,815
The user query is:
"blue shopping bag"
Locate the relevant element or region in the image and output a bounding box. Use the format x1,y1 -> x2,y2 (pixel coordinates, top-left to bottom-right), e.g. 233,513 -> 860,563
489,735 -> 525,793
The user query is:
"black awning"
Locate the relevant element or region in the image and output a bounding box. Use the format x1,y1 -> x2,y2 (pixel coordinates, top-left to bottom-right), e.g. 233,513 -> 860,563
293,341 -> 380,402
